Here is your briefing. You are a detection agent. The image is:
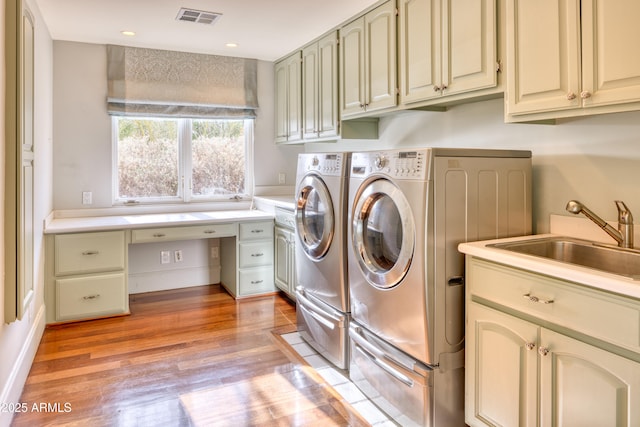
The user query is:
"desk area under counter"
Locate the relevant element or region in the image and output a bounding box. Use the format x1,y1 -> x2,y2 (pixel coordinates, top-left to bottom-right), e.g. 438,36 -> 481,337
43,210 -> 276,324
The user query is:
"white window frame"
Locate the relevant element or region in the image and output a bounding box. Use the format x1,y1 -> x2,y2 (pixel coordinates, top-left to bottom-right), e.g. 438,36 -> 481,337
112,117 -> 254,205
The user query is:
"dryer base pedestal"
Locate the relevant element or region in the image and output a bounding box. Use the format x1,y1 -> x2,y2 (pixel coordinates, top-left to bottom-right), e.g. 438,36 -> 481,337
296,289 -> 349,370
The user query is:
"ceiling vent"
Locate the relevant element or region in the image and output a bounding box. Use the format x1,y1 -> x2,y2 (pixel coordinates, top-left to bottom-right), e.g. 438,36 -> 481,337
176,8 -> 222,25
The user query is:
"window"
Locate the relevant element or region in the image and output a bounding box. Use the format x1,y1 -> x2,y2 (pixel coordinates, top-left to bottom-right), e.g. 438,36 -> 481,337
114,117 -> 252,204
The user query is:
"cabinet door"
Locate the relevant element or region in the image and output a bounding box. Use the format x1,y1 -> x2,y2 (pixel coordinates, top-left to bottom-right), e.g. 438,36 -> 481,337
274,227 -> 290,292
539,329 -> 640,427
340,17 -> 366,117
317,31 -> 339,138
274,60 -> 289,143
506,0 -> 581,116
581,0 -> 640,108
398,0 -> 441,104
287,237 -> 296,296
466,303 -> 538,427
365,0 -> 397,112
286,52 -> 303,143
302,43 -> 319,139
444,0 -> 497,96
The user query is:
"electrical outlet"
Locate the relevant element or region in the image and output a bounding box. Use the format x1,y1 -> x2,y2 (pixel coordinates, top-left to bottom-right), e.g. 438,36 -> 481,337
82,191 -> 92,205
174,250 -> 183,262
161,251 -> 171,264
278,172 -> 286,184
211,247 -> 219,258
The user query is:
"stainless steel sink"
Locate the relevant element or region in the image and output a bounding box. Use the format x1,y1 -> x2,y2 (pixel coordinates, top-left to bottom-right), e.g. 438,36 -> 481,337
490,237 -> 640,279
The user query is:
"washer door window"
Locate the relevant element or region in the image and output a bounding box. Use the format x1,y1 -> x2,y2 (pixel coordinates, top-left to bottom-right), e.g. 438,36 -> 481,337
352,178 -> 415,289
296,175 -> 335,260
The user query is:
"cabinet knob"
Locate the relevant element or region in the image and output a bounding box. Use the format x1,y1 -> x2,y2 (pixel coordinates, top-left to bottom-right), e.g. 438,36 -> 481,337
434,86 -> 441,92
441,85 -> 448,91
538,346 -> 550,356
581,91 -> 592,99
567,92 -> 577,100
525,342 -> 536,351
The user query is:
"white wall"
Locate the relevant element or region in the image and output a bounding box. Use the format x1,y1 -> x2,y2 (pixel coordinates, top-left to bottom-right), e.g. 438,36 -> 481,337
306,100 -> 640,234
52,41 -> 302,210
51,41 -> 640,255
0,0 -> 53,425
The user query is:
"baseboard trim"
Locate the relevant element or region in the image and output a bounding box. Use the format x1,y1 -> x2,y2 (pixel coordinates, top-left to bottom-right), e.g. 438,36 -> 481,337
0,303 -> 46,427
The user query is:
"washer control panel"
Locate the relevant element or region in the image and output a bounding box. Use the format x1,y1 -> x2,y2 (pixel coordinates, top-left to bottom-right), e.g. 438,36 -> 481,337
351,150 -> 429,180
297,153 -> 348,177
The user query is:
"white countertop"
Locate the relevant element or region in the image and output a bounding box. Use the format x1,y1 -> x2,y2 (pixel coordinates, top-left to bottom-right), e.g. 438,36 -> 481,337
252,196 -> 296,212
459,234 -> 640,300
44,209 -> 274,234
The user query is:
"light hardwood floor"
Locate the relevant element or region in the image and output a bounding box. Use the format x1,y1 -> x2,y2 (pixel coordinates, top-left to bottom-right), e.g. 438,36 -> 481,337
12,285 -> 369,426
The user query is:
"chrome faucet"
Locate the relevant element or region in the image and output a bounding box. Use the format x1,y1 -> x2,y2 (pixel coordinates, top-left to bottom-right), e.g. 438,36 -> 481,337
566,200 -> 634,249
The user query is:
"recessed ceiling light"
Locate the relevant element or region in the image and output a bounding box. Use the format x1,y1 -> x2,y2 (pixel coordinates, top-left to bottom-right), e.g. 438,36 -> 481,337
226,43 -> 238,48
121,31 -> 136,36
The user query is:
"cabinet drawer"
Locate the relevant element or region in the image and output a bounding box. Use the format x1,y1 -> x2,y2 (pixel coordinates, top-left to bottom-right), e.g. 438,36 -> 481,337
56,273 -> 127,321
131,223 -> 236,243
239,267 -> 275,296
55,231 -> 125,276
239,241 -> 274,268
468,258 -> 640,353
239,221 -> 273,241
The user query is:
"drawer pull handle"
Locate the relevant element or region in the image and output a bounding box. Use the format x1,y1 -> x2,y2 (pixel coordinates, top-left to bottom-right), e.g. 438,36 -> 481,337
251,253 -> 264,257
153,233 -> 166,238
83,294 -> 101,300
251,280 -> 264,284
204,230 -> 216,234
523,293 -> 554,304
251,229 -> 264,233
82,251 -> 99,256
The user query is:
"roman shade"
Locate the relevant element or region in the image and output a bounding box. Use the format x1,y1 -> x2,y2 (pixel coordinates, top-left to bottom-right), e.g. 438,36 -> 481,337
107,45 -> 258,118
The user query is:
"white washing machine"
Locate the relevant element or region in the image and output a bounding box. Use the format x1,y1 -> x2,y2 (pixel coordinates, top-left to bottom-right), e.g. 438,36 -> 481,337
347,148 -> 532,427
294,152 -> 351,369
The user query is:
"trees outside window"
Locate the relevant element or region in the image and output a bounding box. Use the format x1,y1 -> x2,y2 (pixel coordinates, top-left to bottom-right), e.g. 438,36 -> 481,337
114,117 -> 251,203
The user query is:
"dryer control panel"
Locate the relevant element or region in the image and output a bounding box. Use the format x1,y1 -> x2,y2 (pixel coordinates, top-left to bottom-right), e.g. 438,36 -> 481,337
351,150 -> 429,180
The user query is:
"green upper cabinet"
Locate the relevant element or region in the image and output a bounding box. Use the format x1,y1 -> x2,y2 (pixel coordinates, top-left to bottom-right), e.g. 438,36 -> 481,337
274,51 -> 303,144
506,0 -> 640,122
398,0 -> 501,107
302,31 -> 339,141
340,0 -> 397,119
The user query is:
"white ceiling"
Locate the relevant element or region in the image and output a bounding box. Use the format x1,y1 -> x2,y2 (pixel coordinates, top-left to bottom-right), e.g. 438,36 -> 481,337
34,0 -> 380,61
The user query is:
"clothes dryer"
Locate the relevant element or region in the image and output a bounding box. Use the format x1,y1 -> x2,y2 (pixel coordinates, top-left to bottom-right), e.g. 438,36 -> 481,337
294,152 -> 351,369
347,148 -> 532,426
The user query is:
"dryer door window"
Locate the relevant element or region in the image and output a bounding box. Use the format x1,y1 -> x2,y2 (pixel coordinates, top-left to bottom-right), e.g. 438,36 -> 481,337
296,174 -> 335,260
352,178 -> 415,289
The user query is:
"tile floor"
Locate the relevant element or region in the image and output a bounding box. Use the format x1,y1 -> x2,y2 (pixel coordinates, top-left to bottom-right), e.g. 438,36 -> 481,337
281,332 -> 397,426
